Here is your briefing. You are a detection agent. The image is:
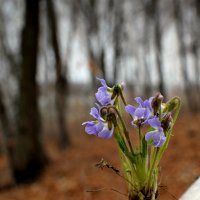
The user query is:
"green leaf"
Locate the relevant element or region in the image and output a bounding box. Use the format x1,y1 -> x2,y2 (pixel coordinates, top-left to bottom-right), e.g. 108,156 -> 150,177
114,132 -> 127,153
141,137 -> 148,158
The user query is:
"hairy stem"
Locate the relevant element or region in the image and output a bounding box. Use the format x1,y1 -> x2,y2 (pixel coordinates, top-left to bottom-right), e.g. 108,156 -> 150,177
111,106 -> 134,154
145,148 -> 159,194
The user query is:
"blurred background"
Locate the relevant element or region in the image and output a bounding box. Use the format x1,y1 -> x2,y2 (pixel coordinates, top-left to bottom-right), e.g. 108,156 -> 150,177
0,0 -> 200,199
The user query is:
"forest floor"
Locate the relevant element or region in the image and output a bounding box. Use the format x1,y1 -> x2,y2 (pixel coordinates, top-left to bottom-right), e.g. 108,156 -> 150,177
0,112 -> 200,200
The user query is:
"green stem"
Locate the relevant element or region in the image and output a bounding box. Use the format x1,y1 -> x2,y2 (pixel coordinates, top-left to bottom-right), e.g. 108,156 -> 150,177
115,108 -> 134,154
138,126 -> 143,152
103,105 -> 134,154
151,174 -> 158,200
114,126 -> 139,194
119,90 -> 127,106
145,148 -> 159,194
154,97 -> 181,167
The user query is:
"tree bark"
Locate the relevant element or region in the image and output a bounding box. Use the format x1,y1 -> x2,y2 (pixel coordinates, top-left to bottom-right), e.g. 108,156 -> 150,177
13,0 -> 47,183
79,0 -> 107,84
173,0 -> 196,111
151,0 -> 166,97
0,86 -> 15,187
0,87 -> 12,140
192,0 -> 200,88
142,0 -> 153,97
100,49 -> 106,79
191,0 -> 200,110
0,10 -> 18,75
113,0 -> 123,84
46,0 -> 70,149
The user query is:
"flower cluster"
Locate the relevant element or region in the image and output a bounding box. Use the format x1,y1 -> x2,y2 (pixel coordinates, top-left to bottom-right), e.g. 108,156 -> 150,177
82,105 -> 114,139
125,96 -> 166,147
82,78 -> 180,200
83,78 -> 170,147
82,78 -> 121,139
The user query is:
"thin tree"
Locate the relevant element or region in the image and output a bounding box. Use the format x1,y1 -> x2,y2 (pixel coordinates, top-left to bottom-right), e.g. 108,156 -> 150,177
151,0 -> 166,97
0,7 -> 18,76
193,0 -> 200,90
173,0 -> 195,111
0,86 -> 14,187
79,0 -> 107,83
113,0 -> 123,84
191,0 -> 200,111
141,0 -> 153,97
188,0 -> 200,111
46,0 -> 70,149
13,0 -> 47,182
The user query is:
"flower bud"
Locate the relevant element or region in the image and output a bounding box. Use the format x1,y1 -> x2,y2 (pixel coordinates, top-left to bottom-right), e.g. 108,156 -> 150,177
151,93 -> 164,115
163,97 -> 180,113
107,113 -> 117,128
100,107 -> 108,119
161,113 -> 172,131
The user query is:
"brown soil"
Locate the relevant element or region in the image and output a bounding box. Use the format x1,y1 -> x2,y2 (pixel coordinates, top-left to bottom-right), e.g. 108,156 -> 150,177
0,113 -> 200,200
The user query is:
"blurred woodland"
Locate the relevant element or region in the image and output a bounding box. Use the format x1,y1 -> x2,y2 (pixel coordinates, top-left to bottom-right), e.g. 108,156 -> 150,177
0,0 -> 200,199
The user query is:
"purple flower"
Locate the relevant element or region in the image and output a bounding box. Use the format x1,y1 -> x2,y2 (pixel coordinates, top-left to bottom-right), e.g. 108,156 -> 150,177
125,97 -> 153,127
95,78 -> 114,106
82,106 -> 114,139
145,117 -> 166,147
135,97 -> 153,113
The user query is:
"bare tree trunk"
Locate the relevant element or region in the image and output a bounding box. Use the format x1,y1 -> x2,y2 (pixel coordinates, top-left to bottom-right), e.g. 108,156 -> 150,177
192,0 -> 200,109
173,0 -> 189,86
151,0 -> 166,97
190,40 -> 200,111
100,49 -> 106,80
173,0 -> 196,111
191,42 -> 199,86
14,0 -> 47,182
0,88 -> 11,140
0,86 -> 15,187
113,0 -> 123,84
46,0 -> 70,149
0,8 -> 18,75
191,0 -> 200,88
142,0 -> 153,97
79,0 -> 108,85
